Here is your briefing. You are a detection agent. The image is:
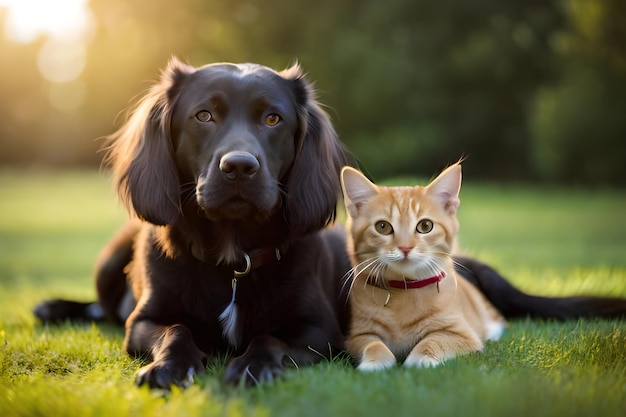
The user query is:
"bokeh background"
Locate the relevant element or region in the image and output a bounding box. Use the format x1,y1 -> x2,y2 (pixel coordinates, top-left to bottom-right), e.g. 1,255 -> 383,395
0,0 -> 624,185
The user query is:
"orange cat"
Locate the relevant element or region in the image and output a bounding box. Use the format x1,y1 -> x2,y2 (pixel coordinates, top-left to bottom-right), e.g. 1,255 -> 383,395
341,164 -> 506,371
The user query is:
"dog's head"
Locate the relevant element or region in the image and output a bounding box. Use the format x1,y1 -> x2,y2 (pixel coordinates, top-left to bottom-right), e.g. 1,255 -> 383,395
106,58 -> 347,235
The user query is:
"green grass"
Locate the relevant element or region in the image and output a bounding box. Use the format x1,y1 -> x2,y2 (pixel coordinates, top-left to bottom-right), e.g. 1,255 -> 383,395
1,170 -> 625,417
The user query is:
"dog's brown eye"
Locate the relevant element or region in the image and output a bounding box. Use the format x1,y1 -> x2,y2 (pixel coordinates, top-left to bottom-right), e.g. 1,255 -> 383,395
196,111 -> 213,122
265,114 -> 280,126
375,220 -> 393,235
416,219 -> 433,234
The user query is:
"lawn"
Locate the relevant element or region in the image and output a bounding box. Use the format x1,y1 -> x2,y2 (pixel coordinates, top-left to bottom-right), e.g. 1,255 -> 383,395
1,170 -> 625,417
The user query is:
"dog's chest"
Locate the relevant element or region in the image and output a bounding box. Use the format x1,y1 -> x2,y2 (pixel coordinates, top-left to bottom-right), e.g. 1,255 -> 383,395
216,275 -> 272,349
181,260 -> 282,350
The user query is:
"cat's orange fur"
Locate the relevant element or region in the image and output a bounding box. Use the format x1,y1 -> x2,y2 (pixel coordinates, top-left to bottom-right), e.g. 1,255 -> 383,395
341,163 -> 506,371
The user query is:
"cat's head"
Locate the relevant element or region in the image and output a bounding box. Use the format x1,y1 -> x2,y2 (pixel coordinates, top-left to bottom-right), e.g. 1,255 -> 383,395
340,164 -> 462,281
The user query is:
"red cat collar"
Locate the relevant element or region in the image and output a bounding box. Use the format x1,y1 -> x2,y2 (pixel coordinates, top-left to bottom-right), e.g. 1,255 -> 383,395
387,271 -> 446,290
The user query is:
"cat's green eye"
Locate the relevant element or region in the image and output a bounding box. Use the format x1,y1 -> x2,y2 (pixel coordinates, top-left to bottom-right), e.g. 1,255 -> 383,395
416,219 -> 433,234
375,220 -> 394,235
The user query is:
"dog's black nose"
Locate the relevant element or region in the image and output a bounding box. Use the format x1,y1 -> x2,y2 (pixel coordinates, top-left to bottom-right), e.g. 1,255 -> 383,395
219,151 -> 260,180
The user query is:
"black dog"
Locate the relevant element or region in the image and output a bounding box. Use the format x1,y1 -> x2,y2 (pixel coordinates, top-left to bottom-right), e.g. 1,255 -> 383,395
35,59 -> 626,388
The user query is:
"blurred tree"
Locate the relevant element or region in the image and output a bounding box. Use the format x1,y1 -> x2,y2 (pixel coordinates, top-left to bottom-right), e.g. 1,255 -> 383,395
0,0 -> 624,185
310,0 -> 564,181
530,0 -> 626,185
0,38 -> 47,165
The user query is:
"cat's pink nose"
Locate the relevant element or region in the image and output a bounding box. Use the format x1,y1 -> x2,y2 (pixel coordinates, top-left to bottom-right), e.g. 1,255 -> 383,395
398,246 -> 413,257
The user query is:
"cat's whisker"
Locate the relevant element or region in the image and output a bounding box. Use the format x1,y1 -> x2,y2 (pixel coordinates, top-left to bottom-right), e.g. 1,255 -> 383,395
340,268 -> 355,290
363,259 -> 385,289
409,257 -> 440,280
450,259 -> 473,275
351,257 -> 378,279
340,253 -> 377,289
420,250 -> 452,262
368,260 -> 388,289
340,250 -> 379,282
428,258 -> 444,275
341,266 -> 362,301
343,257 -> 385,300
340,271 -> 356,304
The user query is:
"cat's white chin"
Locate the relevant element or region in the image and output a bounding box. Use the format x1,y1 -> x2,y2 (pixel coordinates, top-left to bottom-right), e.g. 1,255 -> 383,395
386,260 -> 445,280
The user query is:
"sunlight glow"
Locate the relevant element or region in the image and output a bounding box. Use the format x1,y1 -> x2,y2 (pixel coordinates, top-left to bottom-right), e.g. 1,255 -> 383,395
37,38 -> 87,83
1,0 -> 93,44
0,0 -> 95,111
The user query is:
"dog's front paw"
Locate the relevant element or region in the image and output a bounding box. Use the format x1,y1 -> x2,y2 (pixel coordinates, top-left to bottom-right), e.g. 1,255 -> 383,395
224,354 -> 284,386
223,335 -> 289,386
135,357 -> 205,390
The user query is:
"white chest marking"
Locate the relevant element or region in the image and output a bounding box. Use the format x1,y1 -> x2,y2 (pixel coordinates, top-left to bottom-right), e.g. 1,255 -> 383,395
218,278 -> 240,347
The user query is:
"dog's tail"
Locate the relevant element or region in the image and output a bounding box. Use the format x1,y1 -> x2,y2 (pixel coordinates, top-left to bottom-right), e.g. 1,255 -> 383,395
34,299 -> 106,323
455,256 -> 626,320
34,220 -> 139,325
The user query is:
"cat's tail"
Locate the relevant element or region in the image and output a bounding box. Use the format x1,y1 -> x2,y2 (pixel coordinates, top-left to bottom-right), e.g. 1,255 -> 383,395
455,256 -> 626,320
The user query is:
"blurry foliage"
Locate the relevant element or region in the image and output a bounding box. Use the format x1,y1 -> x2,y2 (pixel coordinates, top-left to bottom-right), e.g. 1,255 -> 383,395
0,0 -> 624,185
530,0 -> 626,184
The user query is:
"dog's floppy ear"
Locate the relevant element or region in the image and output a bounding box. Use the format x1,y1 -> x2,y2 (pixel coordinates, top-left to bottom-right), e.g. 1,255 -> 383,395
105,57 -> 195,225
280,65 -> 349,235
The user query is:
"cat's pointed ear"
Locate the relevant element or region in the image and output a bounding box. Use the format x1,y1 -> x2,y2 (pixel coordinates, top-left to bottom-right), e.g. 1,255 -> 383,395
427,163 -> 462,215
341,166 -> 379,217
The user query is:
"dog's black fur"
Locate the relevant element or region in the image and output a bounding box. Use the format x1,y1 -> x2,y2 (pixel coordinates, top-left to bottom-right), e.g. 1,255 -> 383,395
35,59 -> 626,388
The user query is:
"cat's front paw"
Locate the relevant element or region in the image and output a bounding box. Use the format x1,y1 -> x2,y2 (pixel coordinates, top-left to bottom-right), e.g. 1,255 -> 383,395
357,358 -> 395,372
403,352 -> 443,368
356,340 -> 396,372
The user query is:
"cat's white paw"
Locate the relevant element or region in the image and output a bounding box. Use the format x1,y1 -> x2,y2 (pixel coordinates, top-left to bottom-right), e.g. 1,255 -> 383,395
357,359 -> 395,372
403,353 -> 442,369
485,321 -> 506,341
